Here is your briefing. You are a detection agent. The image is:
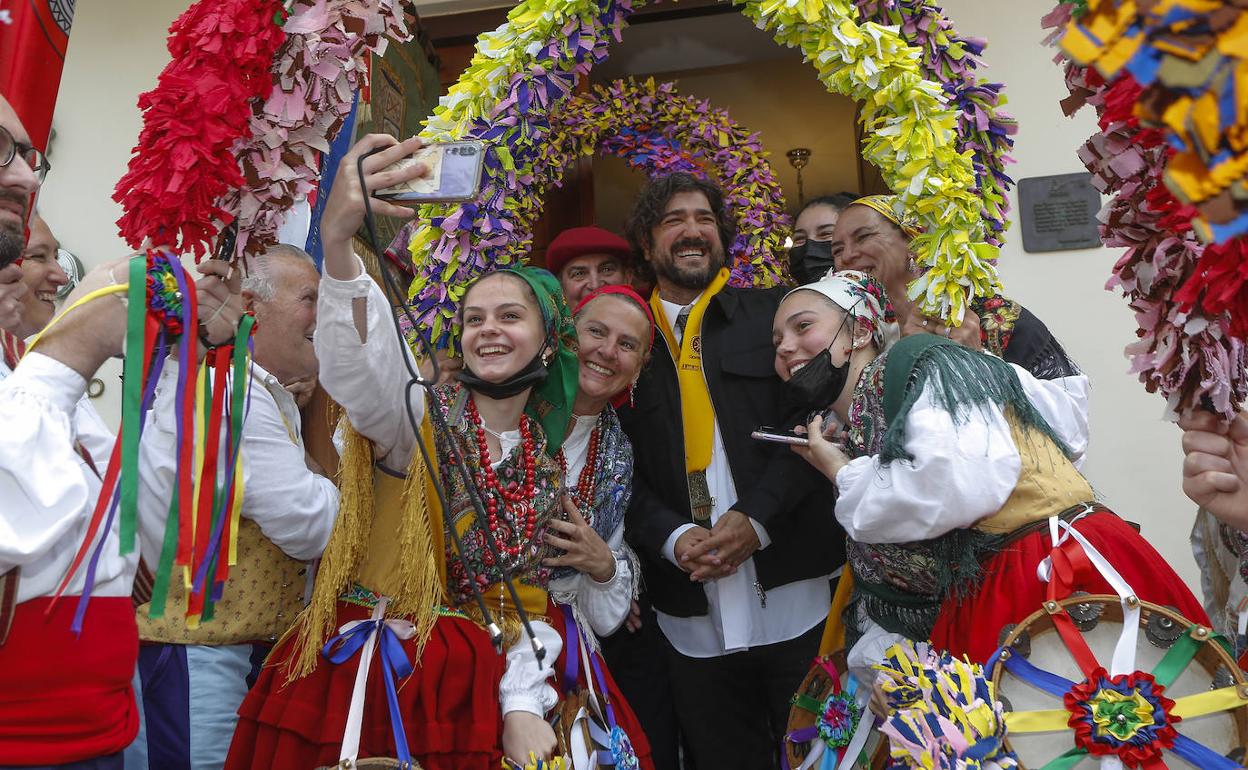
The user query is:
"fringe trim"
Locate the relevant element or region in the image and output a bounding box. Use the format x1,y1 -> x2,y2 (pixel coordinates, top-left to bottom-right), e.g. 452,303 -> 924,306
880,342 -> 1072,465
279,418 -> 442,683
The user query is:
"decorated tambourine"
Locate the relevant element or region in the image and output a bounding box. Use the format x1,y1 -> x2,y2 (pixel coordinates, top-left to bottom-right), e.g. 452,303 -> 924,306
988,594 -> 1248,769
784,652 -> 879,770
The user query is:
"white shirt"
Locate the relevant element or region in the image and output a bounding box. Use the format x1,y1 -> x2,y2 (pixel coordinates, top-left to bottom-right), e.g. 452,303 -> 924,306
0,353 -> 135,603
652,296 -> 830,658
835,366 -> 1089,544
838,365 -> 1090,685
136,358 -> 340,569
314,258 -> 562,718
546,413 -> 636,637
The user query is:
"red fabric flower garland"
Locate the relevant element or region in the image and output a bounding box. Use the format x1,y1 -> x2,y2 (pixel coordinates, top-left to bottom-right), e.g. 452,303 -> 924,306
113,1 -> 287,259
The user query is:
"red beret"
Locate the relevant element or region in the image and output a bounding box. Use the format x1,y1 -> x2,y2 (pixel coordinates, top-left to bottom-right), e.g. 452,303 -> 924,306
545,226 -> 633,278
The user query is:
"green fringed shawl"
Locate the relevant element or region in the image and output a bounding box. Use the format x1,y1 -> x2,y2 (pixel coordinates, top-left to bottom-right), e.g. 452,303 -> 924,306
843,333 -> 1074,648
878,334 -> 1072,466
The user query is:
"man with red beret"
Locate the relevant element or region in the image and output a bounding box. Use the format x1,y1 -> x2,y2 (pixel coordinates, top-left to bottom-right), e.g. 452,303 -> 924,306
545,225 -> 633,307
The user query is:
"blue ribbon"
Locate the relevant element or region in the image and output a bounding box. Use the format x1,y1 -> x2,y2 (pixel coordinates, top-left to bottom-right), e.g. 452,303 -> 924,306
323,619 -> 416,766
995,648 -> 1241,769
996,651 -> 1075,699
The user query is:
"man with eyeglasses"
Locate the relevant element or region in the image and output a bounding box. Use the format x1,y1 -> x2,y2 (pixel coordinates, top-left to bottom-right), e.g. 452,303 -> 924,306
0,92 -> 238,770
0,96 -> 45,333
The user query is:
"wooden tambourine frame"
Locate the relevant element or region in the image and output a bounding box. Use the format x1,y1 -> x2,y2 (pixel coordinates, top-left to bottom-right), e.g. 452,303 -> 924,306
989,594 -> 1248,768
784,651 -> 884,770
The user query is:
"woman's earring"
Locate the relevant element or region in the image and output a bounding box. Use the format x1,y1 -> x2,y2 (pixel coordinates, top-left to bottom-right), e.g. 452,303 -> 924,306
542,349 -> 553,366
629,380 -> 638,408
907,256 -> 918,273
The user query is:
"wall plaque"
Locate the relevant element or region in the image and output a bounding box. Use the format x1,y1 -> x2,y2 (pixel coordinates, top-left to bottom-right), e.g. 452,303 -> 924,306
1018,172 -> 1103,252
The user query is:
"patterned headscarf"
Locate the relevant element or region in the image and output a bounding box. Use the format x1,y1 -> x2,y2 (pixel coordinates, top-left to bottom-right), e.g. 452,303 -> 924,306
850,195 -> 922,239
497,266 -> 580,455
785,269 -> 900,351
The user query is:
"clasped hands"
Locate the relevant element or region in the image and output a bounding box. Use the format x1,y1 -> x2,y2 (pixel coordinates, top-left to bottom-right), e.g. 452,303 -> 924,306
674,510 -> 761,582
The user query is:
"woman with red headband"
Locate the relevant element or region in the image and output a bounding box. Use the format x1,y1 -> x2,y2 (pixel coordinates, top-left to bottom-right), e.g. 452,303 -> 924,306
543,284 -> 657,770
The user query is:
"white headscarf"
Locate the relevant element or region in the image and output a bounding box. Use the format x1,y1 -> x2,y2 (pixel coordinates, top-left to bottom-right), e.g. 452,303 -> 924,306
784,269 -> 900,351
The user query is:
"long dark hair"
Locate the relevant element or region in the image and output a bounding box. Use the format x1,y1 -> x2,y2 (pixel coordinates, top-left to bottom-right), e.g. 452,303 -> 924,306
624,172 -> 736,284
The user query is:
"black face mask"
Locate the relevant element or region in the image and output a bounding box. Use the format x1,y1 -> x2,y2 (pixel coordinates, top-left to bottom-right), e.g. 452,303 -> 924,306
783,347 -> 850,413
788,239 -> 836,285
457,340 -> 551,400
782,308 -> 857,413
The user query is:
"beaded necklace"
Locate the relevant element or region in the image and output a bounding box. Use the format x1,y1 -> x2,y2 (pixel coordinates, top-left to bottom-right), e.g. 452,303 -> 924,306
556,418 -> 602,523
465,396 -> 538,563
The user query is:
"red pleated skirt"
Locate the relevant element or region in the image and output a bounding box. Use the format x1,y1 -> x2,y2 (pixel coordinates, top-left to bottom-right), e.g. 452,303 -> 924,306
929,511 -> 1209,665
224,601 -> 505,770
548,603 -> 655,770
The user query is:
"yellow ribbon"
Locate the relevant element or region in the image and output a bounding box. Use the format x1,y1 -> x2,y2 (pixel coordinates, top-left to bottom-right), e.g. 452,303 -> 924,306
27,283 -> 129,353
1005,684 -> 1248,733
649,267 -> 730,475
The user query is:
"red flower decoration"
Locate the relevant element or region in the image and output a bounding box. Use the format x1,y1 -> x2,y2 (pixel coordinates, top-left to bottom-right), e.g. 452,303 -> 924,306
1065,668 -> 1178,768
113,0 -> 286,259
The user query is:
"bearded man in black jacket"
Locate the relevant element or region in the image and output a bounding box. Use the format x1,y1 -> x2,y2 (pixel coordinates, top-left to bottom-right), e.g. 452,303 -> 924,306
609,173 -> 842,770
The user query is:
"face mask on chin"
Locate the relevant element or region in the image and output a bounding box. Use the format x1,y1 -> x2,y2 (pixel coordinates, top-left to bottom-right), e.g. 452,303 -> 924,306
788,239 -> 835,285
782,306 -> 858,413
457,332 -> 552,400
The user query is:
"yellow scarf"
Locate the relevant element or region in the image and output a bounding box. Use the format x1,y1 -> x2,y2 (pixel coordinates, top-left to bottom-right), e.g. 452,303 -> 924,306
650,267 -> 730,474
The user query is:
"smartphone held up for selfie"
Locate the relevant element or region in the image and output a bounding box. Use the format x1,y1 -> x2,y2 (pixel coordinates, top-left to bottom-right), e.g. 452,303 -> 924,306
375,140 -> 485,204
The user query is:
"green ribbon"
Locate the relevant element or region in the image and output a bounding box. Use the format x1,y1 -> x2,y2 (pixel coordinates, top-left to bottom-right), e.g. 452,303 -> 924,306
1039,747 -> 1087,770
791,693 -> 824,715
1152,626 -> 1201,689
119,256 -> 149,554
200,315 -> 256,622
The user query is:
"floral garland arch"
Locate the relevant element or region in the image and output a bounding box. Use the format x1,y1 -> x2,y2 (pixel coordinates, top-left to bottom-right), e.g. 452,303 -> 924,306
1041,2 -> 1248,419
551,78 -> 790,287
403,0 -> 1018,350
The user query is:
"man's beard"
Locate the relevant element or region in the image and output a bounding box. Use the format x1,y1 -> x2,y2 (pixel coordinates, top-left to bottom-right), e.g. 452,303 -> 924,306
0,188 -> 28,240
653,237 -> 725,292
0,228 -> 22,269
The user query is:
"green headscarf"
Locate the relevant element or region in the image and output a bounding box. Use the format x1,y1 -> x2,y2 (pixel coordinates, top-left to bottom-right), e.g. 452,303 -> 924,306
495,266 -> 579,455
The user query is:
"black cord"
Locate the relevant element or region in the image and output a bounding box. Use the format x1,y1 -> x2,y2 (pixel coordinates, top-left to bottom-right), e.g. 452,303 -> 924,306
355,148 -> 544,662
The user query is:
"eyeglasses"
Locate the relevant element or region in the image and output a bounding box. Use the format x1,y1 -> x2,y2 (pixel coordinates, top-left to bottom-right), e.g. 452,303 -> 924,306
0,125 -> 50,184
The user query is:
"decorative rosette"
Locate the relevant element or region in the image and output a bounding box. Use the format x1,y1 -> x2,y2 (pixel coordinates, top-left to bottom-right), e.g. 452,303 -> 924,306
817,691 -> 861,749
1064,668 -> 1178,766
146,251 -> 186,337
877,641 -> 1019,770
405,0 -> 1005,348
608,724 -> 640,770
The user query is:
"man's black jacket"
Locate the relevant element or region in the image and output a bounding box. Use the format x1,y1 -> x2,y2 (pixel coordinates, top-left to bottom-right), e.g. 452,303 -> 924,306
617,285 -> 844,618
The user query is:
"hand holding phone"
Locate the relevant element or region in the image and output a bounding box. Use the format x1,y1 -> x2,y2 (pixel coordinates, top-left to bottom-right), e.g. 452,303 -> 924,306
375,140 -> 485,203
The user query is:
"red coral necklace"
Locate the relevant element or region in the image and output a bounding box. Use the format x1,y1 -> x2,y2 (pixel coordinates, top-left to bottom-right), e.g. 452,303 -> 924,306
557,420 -> 602,522
466,397 -> 538,562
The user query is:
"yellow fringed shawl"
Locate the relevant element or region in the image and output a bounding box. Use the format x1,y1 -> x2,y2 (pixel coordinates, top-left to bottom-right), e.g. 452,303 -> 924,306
280,416 -> 445,683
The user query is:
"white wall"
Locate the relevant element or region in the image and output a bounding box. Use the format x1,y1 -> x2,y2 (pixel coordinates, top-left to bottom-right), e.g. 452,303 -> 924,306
940,0 -> 1199,587
38,0 -> 188,427
43,0 -> 1202,588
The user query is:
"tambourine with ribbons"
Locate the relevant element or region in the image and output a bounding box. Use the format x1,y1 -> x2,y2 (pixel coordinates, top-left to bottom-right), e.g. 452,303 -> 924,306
783,653 -> 878,770
553,605 -> 639,770
985,514 -> 1248,768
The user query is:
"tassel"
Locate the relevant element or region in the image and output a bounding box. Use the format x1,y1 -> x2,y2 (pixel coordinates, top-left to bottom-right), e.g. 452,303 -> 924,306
282,421 -> 378,682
